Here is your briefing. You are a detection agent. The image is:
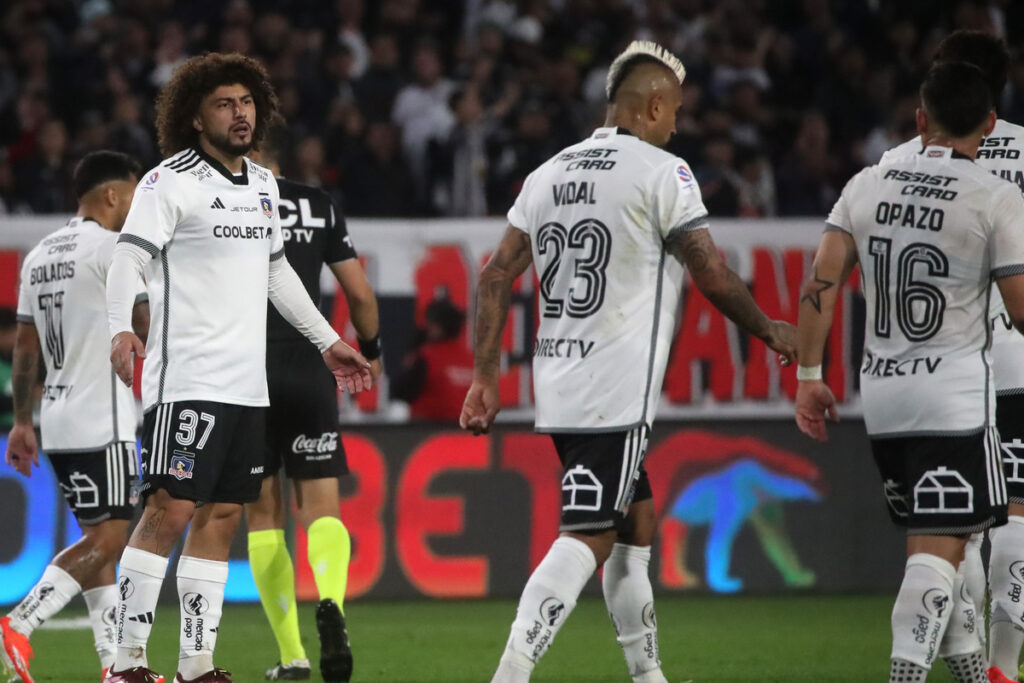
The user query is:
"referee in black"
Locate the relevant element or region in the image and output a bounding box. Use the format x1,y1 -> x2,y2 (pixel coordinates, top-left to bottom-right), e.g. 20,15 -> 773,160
246,118 -> 381,682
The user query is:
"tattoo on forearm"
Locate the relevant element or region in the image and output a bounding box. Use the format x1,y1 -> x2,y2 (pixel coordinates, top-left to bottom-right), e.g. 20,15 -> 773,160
800,267 -> 835,314
474,230 -> 531,376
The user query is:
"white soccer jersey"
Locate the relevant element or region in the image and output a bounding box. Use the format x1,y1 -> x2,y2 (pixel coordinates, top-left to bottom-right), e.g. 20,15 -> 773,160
829,145 -> 1024,437
508,126 -> 709,432
883,120 -> 1024,395
119,148 -> 284,411
17,218 -> 142,452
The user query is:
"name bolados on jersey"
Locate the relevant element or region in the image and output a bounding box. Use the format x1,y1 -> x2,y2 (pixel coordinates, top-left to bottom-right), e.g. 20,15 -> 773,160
508,127 -> 709,432
17,218 -> 143,451
118,148 -> 285,411
830,145 -> 1024,437
882,120 -> 1024,396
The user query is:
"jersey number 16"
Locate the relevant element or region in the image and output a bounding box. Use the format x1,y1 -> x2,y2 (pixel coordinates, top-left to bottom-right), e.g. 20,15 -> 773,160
868,237 -> 948,342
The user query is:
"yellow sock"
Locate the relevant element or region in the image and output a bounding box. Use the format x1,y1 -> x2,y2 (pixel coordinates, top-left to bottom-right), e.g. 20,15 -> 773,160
307,516 -> 351,612
248,529 -> 307,664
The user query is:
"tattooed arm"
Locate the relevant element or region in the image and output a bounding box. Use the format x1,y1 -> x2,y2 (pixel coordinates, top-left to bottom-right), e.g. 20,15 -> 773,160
5,323 -> 41,476
795,228 -> 859,442
460,226 -> 534,435
668,228 -> 796,361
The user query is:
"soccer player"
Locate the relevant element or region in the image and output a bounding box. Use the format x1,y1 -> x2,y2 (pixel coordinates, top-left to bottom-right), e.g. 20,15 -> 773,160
882,31 -> 1024,682
1,150 -> 147,683
795,62 -> 1024,683
103,54 -> 372,683
460,41 -> 796,683
244,120 -> 381,682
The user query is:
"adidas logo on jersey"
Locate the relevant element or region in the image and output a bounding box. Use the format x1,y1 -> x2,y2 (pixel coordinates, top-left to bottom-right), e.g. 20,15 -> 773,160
210,197 -> 226,209
128,612 -> 154,623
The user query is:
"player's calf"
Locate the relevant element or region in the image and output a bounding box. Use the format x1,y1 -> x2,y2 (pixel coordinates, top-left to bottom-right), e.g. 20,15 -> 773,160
939,571 -> 987,683
603,543 -> 667,683
890,553 -> 958,682
988,516 -> 1024,680
493,536 -> 599,682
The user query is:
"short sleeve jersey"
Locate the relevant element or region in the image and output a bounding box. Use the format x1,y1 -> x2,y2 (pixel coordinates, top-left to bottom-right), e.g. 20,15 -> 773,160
267,177 -> 357,343
119,148 -> 284,411
17,218 -> 142,451
882,120 -> 1024,395
508,126 -> 709,433
828,145 -> 1024,437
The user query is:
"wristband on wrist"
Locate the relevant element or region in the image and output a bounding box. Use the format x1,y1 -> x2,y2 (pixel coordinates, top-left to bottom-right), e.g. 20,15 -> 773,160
358,335 -> 382,360
796,365 -> 823,381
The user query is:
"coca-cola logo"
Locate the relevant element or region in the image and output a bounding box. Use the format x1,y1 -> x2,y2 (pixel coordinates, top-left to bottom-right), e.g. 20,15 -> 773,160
292,432 -> 339,454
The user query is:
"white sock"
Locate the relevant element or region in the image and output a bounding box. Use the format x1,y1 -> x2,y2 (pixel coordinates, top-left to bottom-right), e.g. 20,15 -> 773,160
940,571 -> 987,682
961,532 -> 987,646
941,571 -> 984,658
114,547 -> 169,671
83,585 -> 118,670
891,553 -> 957,670
176,556 -> 228,679
989,516 -> 1024,678
602,544 -> 666,682
492,537 -> 597,682
7,564 -> 81,637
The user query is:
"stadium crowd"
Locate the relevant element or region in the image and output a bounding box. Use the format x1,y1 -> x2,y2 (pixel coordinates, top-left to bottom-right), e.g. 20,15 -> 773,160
1,0 -> 1023,219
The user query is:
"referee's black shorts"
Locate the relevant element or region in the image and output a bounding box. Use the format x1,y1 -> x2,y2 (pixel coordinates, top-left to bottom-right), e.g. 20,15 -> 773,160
265,341 -> 348,480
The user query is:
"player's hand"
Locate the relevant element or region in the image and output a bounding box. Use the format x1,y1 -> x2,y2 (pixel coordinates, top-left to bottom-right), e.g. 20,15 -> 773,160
110,331 -> 146,387
459,380 -> 500,435
323,340 -> 373,394
5,423 -> 38,477
795,380 -> 839,442
369,358 -> 383,380
762,320 -> 797,366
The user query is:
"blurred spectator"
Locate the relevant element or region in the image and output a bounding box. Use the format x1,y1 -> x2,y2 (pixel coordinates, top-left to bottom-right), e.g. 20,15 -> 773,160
775,112 -> 839,217
14,118 -> 74,213
355,32 -> 403,122
392,41 -> 455,210
1,0 -> 1024,217
391,298 -> 473,422
343,121 -> 414,216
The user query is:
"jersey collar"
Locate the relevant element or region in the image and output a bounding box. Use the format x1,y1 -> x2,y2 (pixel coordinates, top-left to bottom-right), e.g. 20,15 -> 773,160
193,146 -> 250,185
919,145 -> 974,162
591,126 -> 636,140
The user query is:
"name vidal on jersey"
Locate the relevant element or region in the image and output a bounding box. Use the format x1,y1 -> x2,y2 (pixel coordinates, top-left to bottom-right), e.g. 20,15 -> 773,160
534,337 -> 595,359
861,351 -> 942,377
553,182 -> 597,206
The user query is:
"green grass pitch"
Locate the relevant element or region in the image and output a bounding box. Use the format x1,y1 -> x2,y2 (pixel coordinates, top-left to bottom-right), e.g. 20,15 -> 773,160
28,595 -> 961,682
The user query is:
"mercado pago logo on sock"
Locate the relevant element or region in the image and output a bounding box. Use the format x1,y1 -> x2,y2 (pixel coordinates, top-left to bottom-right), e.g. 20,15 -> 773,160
183,592 -> 209,616
36,583 -> 54,601
119,576 -> 134,601
921,588 -> 949,618
1009,560 -> 1024,586
641,602 -> 656,629
539,598 -> 566,627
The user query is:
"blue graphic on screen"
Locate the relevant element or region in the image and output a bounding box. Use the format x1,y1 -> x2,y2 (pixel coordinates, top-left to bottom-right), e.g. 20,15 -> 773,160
0,435 -> 258,604
668,459 -> 821,593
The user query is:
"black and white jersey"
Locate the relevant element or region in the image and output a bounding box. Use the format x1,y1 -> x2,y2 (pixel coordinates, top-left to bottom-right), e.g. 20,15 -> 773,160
508,126 -> 709,433
883,120 -> 1024,396
118,147 -> 284,411
830,145 -> 1024,437
17,218 -> 142,451
266,177 -> 356,343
